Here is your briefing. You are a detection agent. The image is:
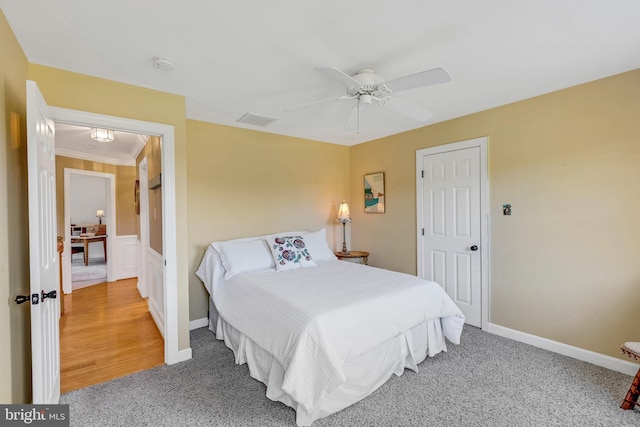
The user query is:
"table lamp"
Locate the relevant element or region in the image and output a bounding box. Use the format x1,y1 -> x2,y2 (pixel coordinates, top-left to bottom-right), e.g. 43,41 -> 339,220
337,199 -> 351,254
96,209 -> 105,224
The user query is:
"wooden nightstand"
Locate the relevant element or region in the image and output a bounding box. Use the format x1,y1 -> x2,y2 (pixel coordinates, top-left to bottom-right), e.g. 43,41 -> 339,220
335,251 -> 369,265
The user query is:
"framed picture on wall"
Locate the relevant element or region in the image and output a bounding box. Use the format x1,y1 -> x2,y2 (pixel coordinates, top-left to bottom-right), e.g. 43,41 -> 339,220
134,180 -> 140,215
364,172 -> 385,213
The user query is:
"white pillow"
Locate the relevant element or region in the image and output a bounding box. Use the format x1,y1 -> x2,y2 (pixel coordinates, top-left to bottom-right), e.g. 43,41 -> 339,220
302,229 -> 337,261
267,236 -> 317,272
213,239 -> 275,280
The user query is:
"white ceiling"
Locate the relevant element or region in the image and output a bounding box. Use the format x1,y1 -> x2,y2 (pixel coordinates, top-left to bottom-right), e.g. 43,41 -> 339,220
2,1 -> 640,146
55,123 -> 147,166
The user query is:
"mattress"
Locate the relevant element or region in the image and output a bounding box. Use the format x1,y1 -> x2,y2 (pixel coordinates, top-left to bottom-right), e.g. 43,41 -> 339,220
197,241 -> 464,425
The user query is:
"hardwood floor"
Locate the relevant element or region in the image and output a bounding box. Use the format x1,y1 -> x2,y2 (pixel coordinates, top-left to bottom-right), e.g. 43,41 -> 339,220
60,278 -> 164,394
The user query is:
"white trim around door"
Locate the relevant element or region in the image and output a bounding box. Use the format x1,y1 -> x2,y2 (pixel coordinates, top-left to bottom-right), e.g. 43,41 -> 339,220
416,137 -> 490,329
50,107 -> 184,365
138,157 -> 150,299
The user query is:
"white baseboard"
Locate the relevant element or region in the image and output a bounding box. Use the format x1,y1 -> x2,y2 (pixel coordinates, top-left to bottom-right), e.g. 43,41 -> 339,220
190,317 -> 209,330
136,280 -> 144,298
177,347 -> 193,363
148,299 -> 165,339
486,323 -> 638,376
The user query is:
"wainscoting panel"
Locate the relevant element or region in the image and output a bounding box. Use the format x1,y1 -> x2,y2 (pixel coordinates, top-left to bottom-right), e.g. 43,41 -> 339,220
148,249 -> 165,338
114,235 -> 139,280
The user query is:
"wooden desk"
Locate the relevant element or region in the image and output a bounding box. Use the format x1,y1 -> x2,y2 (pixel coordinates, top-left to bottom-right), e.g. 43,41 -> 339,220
70,235 -> 107,266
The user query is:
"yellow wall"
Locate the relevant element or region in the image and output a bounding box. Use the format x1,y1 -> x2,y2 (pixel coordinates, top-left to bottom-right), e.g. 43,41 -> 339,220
114,164 -> 137,236
136,136 -> 163,254
0,10 -> 31,403
55,156 -> 137,236
186,119 -> 350,320
3,6 -> 639,401
27,65 -> 191,351
350,69 -> 640,359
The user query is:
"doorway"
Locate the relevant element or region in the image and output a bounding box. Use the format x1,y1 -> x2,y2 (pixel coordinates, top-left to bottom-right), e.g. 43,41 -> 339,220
57,129 -> 162,392
27,81 -> 183,404
49,106 -> 181,365
416,137 -> 489,328
63,169 -> 115,292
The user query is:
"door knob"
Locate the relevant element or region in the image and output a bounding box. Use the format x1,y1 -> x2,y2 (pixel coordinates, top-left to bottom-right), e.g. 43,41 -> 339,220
42,290 -> 57,300
470,245 -> 478,251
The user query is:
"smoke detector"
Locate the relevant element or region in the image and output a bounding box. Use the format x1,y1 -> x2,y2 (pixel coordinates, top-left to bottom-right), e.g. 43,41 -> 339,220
152,56 -> 175,71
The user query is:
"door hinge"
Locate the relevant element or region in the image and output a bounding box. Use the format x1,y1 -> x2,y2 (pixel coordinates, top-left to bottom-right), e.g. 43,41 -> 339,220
421,228 -> 425,236
421,170 -> 424,178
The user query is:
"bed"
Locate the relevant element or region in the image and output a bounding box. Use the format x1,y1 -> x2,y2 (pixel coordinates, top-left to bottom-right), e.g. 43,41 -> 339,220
195,229 -> 465,426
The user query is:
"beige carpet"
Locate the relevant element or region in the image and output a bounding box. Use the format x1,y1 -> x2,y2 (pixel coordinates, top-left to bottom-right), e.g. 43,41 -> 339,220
60,325 -> 640,426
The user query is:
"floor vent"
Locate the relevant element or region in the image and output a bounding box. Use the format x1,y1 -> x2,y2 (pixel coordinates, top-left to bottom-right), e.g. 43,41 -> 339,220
236,112 -> 279,127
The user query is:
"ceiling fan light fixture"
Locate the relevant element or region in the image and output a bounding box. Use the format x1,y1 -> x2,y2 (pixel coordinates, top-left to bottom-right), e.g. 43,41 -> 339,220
359,94 -> 373,105
91,128 -> 115,142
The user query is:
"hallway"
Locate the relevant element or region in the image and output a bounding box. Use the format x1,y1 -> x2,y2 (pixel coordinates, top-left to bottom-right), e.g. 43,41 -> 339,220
60,278 -> 164,394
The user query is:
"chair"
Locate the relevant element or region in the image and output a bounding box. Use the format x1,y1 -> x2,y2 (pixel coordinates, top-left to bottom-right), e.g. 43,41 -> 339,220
70,243 -> 84,261
70,225 -> 84,262
620,342 -> 640,410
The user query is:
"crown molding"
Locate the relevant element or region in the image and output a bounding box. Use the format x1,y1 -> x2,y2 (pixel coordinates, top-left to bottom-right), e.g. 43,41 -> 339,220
55,147 -> 136,166
130,134 -> 149,160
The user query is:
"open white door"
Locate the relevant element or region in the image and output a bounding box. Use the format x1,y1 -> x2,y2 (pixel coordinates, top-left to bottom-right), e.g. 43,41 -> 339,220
26,80 -> 60,404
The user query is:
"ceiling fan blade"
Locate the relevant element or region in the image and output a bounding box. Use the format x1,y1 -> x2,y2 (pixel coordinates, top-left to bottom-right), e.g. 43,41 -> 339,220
383,67 -> 451,92
285,95 -> 356,112
383,96 -> 434,122
315,67 -> 361,88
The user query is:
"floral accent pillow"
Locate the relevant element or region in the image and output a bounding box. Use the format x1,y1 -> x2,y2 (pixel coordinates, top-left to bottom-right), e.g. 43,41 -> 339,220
267,236 -> 317,271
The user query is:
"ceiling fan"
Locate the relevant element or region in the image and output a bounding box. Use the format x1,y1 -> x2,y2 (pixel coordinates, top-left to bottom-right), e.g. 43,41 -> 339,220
287,66 -> 451,133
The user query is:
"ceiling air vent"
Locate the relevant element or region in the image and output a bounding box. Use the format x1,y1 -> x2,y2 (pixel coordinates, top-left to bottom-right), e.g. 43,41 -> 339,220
236,112 -> 279,127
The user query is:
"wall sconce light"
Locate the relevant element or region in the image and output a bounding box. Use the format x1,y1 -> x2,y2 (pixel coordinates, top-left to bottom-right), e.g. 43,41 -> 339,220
96,209 -> 105,224
90,128 -> 114,142
337,198 -> 351,254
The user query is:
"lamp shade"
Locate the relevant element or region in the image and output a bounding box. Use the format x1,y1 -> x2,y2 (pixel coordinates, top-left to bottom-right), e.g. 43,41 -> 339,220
337,199 -> 351,223
96,209 -> 105,218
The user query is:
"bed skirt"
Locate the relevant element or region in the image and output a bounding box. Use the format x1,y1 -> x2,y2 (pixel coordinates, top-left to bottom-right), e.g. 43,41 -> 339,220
208,297 -> 450,426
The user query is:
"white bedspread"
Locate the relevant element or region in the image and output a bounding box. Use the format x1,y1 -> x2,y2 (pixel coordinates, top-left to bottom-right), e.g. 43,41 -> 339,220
213,260 -> 465,415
